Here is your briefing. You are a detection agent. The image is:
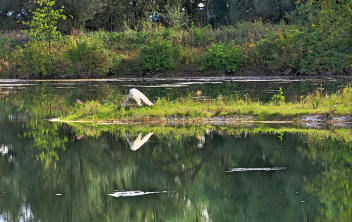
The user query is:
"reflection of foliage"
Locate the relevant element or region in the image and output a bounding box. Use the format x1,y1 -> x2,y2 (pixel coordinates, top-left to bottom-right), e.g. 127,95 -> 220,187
0,83 -> 125,120
68,122 -> 352,144
1,121 -> 326,221
23,120 -> 69,169
307,169 -> 352,222
299,135 -> 352,222
2,83 -> 352,220
65,122 -> 352,221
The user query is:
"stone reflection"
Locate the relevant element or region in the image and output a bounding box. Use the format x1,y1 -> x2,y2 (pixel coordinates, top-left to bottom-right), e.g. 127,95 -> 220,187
124,132 -> 154,151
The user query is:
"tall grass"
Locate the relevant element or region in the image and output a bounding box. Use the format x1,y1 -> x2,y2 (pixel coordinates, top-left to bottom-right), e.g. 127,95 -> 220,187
61,86 -> 352,122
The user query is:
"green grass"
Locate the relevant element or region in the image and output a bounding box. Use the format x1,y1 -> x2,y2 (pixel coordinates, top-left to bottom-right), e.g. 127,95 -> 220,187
65,122 -> 352,145
60,86 -> 352,123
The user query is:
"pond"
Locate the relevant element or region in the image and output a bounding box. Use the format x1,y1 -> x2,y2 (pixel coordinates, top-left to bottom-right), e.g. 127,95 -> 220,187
1,77 -> 352,221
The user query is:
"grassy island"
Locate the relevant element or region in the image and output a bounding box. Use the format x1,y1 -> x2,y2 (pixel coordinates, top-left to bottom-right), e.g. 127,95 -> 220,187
57,86 -> 352,123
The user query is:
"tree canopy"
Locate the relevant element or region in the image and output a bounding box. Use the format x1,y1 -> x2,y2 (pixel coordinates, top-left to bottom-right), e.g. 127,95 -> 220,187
0,0 -> 300,32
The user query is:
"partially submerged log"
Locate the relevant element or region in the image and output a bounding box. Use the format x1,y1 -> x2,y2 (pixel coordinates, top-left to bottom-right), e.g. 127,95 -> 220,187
225,167 -> 287,173
122,88 -> 153,107
108,190 -> 167,198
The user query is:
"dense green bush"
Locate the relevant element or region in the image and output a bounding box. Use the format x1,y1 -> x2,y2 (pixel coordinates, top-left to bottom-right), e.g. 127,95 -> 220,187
140,39 -> 177,71
65,37 -> 118,75
214,21 -> 278,44
299,32 -> 348,74
0,41 -> 11,75
253,28 -> 304,73
19,41 -> 59,76
185,24 -> 214,47
0,36 -> 23,75
97,30 -> 164,50
203,43 -> 245,72
1,20 -> 352,77
252,28 -> 350,74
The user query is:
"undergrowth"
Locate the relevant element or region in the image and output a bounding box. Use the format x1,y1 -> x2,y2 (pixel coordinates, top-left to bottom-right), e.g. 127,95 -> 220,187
1,20 -> 351,77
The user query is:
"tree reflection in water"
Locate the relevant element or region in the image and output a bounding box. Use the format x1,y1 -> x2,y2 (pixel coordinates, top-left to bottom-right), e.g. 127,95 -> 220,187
1,121 -> 352,221
299,134 -> 352,222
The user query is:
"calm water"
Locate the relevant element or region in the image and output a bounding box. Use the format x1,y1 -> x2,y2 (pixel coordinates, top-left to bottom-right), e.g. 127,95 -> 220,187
1,77 -> 352,221
1,76 -> 352,102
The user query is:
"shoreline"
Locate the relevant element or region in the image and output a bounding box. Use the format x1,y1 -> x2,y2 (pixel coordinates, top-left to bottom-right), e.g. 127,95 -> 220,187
50,114 -> 352,128
3,72 -> 352,80
2,75 -> 352,82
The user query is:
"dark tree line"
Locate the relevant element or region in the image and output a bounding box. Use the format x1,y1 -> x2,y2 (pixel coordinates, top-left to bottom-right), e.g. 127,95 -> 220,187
0,0 -> 297,32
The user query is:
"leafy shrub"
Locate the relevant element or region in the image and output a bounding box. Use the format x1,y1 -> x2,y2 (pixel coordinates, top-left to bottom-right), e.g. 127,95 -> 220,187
214,20 -> 280,44
202,43 -> 245,72
19,40 -> 58,76
271,88 -> 285,105
140,39 -> 177,71
1,46 -> 25,77
299,32 -> 347,74
0,37 -> 16,75
186,24 -> 214,47
98,30 -> 164,50
107,53 -> 123,75
65,37 -> 116,75
125,31 -> 148,45
253,28 -> 305,73
162,28 -> 171,40
252,28 -> 349,74
177,46 -> 203,65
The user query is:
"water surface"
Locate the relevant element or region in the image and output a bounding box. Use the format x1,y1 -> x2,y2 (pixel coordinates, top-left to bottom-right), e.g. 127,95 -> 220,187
1,77 -> 352,221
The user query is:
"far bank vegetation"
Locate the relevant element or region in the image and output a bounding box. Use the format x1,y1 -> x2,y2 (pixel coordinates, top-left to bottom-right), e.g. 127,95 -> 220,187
0,0 -> 351,78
